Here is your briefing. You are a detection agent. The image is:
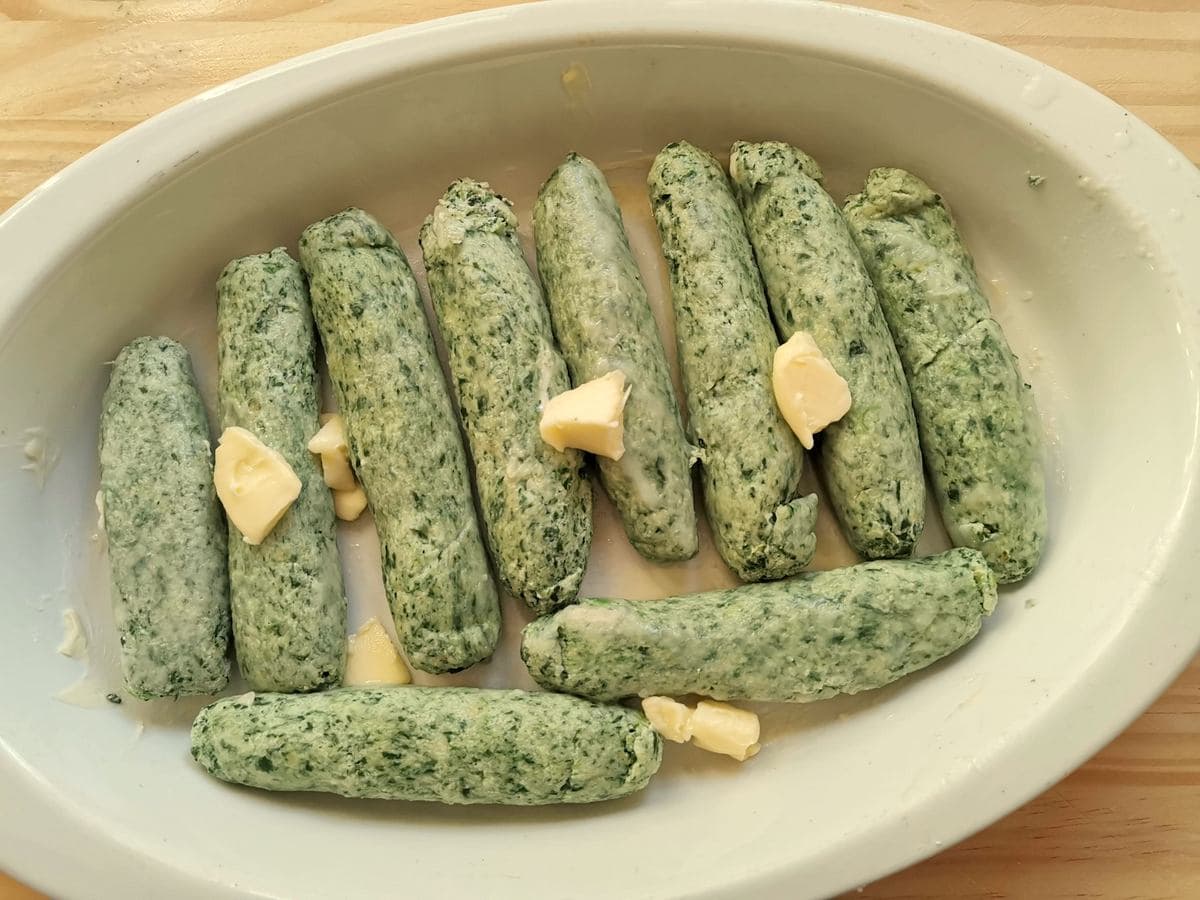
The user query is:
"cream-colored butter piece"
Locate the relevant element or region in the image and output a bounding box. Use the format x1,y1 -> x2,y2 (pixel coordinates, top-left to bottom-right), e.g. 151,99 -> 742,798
772,332 -> 852,450
321,452 -> 357,492
641,696 -> 694,743
539,370 -> 630,459
307,414 -> 346,455
56,608 -> 88,660
333,485 -> 368,522
345,618 -> 411,686
307,414 -> 357,491
690,700 -> 761,762
213,426 -> 302,545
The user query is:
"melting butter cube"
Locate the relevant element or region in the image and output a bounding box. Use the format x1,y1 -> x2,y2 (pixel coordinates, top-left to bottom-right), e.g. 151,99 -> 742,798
307,414 -> 356,491
320,453 -> 356,492
333,484 -> 369,522
641,696 -> 694,743
214,426 -> 302,545
539,370 -> 630,459
690,700 -> 761,762
345,618 -> 411,686
772,331 -> 852,449
307,413 -> 346,454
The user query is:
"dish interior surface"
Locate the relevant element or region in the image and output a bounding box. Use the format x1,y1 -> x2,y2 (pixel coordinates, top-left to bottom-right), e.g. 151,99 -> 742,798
2,7 -> 1199,899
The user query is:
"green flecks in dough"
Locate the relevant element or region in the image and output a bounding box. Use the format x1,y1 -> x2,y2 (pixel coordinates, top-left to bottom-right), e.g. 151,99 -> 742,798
216,249 -> 346,692
299,208 -> 500,673
844,168 -> 1047,582
911,319 -> 1046,581
99,336 -> 230,700
522,548 -> 995,703
191,687 -> 661,805
648,141 -> 817,580
729,141 -> 925,560
843,168 -> 990,373
534,152 -> 698,563
420,179 -> 592,613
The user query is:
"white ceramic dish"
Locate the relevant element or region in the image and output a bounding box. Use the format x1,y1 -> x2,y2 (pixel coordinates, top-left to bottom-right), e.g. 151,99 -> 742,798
2,1 -> 1198,897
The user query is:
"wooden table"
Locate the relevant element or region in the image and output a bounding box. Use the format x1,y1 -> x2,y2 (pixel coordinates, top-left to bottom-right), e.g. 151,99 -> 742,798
1,1 -> 1197,897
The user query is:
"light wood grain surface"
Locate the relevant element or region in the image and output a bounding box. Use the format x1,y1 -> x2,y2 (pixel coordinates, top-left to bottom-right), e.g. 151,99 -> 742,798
1,1 -> 1197,897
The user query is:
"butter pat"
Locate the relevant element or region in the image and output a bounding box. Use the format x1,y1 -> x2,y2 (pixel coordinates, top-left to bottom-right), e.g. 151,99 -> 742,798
642,696 -> 694,743
345,618 -> 411,686
539,370 -> 630,459
214,426 -> 302,545
641,696 -> 761,762
56,608 -> 88,660
772,332 -> 852,449
333,484 -> 369,522
690,700 -> 761,761
307,413 -> 345,454
307,414 -> 356,491
308,415 -> 368,519
321,452 -> 356,492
